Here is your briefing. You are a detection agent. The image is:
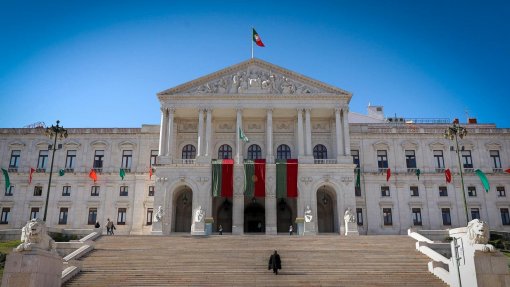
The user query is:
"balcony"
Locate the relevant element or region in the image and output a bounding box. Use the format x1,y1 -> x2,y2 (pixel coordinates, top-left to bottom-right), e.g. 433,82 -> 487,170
493,168 -> 503,173
406,168 -> 417,174
121,168 -> 131,173
464,168 -> 474,174
8,168 -> 18,173
93,168 -> 103,173
65,168 -> 74,173
178,159 -> 196,164
36,168 -> 46,173
435,168 -> 445,173
313,159 -> 337,164
378,168 -> 389,174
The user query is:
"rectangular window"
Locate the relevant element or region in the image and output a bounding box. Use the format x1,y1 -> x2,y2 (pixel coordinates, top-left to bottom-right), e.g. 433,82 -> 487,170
117,208 -> 127,225
120,186 -> 128,196
93,150 -> 104,170
410,186 -> 419,197
471,208 -> 480,220
34,186 -> 43,196
5,186 -> 14,196
121,150 -> 132,170
9,150 -> 21,169
490,150 -> 502,169
37,150 -> 49,170
412,208 -> 422,226
381,186 -> 390,197
147,208 -> 153,225
150,150 -> 158,166
148,186 -> 155,197
30,207 -> 40,220
91,186 -> 100,196
59,208 -> 68,225
497,186 -> 506,197
377,150 -> 388,169
383,208 -> 392,225
405,150 -> 417,169
88,208 -> 98,225
0,208 -> 10,224
62,185 -> 71,196
356,208 -> 363,226
501,208 -> 510,225
433,150 -> 445,169
439,186 -> 448,197
351,150 -> 360,168
65,150 -> 77,171
467,186 -> 477,197
461,150 -> 473,169
441,208 -> 451,225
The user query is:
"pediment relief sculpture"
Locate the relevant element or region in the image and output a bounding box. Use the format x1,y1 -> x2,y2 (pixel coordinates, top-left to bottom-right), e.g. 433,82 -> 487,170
118,140 -> 137,149
178,122 -> 198,132
217,122 -> 234,131
8,141 -> 25,148
90,140 -> 109,149
428,141 -> 446,151
313,122 -> 330,131
400,140 -> 419,150
372,141 -> 390,150
275,122 -> 292,131
247,122 -> 263,131
484,142 -> 502,151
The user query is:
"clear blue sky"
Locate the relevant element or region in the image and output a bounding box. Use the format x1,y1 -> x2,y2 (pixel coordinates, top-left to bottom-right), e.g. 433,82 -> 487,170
1,1 -> 509,128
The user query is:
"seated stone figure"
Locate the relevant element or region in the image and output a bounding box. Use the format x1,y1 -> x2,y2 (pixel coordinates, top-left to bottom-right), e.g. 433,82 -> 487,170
15,218 -> 56,253
463,219 -> 495,252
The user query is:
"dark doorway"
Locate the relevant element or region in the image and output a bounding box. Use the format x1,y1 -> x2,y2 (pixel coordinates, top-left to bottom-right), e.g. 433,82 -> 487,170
214,197 -> 232,233
174,188 -> 192,232
276,198 -> 295,233
244,201 -> 265,233
317,188 -> 335,233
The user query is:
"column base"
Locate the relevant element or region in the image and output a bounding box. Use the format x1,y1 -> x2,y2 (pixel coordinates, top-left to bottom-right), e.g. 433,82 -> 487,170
191,222 -> 206,236
232,225 -> 244,235
345,222 -> 359,236
304,222 -> 316,235
151,222 -> 163,235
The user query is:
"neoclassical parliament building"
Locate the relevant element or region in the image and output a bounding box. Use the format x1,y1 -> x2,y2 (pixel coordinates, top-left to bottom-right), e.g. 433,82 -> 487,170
1,58 -> 509,235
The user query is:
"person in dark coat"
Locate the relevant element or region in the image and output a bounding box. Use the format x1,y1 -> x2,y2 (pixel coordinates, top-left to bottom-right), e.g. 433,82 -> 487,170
268,250 -> 282,275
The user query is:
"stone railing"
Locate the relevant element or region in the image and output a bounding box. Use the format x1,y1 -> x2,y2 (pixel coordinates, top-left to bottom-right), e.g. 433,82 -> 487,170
61,228 -> 103,284
313,159 -> 337,164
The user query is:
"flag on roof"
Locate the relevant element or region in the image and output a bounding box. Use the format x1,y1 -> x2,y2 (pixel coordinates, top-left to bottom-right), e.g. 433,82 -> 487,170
252,28 -> 265,47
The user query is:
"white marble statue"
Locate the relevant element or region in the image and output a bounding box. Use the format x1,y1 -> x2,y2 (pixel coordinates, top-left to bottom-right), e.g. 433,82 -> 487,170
344,208 -> 356,223
194,206 -> 205,223
304,205 -> 313,223
153,206 -> 164,222
463,219 -> 495,252
15,218 -> 56,253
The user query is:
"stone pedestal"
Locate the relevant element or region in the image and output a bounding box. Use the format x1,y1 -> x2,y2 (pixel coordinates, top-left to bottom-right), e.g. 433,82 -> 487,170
151,221 -> 163,235
473,252 -> 510,287
304,222 -> 316,236
296,221 -> 304,236
344,222 -> 359,236
1,250 -> 62,287
191,221 -> 206,236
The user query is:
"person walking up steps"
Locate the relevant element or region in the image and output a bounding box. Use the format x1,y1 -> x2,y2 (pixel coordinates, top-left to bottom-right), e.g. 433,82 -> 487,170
268,250 -> 282,275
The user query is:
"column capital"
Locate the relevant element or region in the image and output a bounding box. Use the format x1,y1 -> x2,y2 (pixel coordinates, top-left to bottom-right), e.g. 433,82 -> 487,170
305,108 -> 312,113
205,107 -> 213,113
297,108 -> 304,114
335,107 -> 342,113
342,106 -> 349,113
160,106 -> 167,113
167,107 -> 176,114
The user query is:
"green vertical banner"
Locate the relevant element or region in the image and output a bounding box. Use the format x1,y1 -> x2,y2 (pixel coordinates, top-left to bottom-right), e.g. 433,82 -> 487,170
244,160 -> 255,197
475,169 -> 490,192
212,160 -> 223,197
276,160 -> 287,199
1,168 -> 10,192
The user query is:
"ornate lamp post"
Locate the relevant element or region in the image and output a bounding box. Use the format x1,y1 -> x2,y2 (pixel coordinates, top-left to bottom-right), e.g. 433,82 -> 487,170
444,119 -> 469,225
43,120 -> 68,222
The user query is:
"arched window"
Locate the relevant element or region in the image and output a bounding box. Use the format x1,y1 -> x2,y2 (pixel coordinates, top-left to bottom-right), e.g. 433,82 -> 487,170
313,144 -> 328,159
276,144 -> 291,160
218,144 -> 232,159
247,144 -> 262,160
182,144 -> 196,159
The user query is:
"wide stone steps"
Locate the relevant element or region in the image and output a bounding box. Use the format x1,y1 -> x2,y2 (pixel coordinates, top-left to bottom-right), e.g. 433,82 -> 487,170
64,235 -> 446,287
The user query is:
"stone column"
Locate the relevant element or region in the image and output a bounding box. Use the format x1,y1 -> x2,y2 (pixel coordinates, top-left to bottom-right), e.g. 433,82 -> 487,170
297,109 -> 305,157
235,108 -> 243,164
335,108 -> 344,160
342,107 -> 351,156
158,107 -> 168,156
265,165 -> 277,234
266,109 -> 274,163
232,168 -> 244,235
197,109 -> 204,158
305,108 -> 312,156
166,108 -> 175,159
204,108 -> 212,158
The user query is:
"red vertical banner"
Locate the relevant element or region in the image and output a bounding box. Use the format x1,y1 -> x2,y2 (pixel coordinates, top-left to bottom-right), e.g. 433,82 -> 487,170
221,159 -> 234,197
286,159 -> 298,197
254,159 -> 266,197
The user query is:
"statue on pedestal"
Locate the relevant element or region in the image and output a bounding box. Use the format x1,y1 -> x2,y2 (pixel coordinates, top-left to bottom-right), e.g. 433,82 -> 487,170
194,206 -> 205,223
15,218 -> 56,253
153,206 -> 164,223
304,205 -> 313,223
344,208 -> 356,223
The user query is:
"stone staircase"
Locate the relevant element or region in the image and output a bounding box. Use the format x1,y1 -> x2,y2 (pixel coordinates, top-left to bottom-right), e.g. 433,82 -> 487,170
64,235 -> 447,286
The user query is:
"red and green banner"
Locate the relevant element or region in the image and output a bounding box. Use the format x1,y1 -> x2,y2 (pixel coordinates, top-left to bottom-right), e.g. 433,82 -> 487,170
276,159 -> 298,198
475,169 -> 490,192
244,159 -> 266,197
212,159 -> 234,197
252,28 -> 265,47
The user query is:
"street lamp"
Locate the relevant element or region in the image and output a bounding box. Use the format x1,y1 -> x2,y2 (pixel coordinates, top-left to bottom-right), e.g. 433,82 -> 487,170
43,120 -> 68,222
444,119 -> 469,225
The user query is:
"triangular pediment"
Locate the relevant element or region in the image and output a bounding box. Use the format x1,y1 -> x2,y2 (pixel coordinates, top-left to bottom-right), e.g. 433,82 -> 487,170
158,58 -> 350,97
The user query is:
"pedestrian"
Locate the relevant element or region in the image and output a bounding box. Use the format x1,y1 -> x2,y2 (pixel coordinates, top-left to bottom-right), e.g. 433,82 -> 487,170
94,221 -> 100,228
289,224 -> 293,235
268,250 -> 282,275
219,224 -> 223,235
106,218 -> 113,235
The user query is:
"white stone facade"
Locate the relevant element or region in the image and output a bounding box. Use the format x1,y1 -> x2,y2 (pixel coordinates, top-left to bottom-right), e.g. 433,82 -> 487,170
0,59 -> 509,235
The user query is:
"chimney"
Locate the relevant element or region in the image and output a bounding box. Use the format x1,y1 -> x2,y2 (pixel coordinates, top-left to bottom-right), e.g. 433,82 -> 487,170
367,105 -> 384,120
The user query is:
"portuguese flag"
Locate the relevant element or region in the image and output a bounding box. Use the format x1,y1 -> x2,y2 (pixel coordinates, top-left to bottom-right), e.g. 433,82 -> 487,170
276,159 -> 298,198
212,159 -> 234,197
244,159 -> 266,197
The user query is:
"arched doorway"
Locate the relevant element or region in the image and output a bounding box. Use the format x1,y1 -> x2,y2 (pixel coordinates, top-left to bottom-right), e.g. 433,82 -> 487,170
173,187 -> 192,232
317,186 -> 336,233
276,198 -> 296,233
244,200 -> 265,233
213,197 -> 232,233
